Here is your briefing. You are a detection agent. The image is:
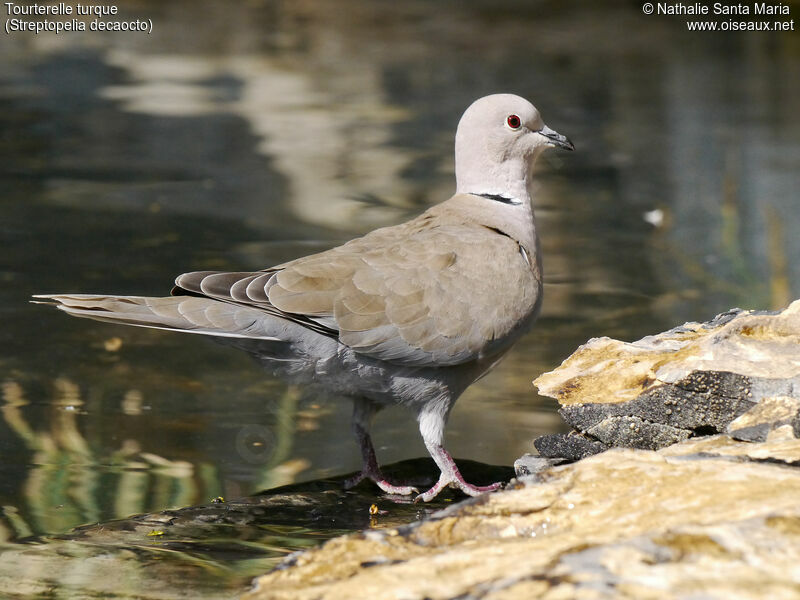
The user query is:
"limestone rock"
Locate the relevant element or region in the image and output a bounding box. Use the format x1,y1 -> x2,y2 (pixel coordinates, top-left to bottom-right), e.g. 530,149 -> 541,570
512,454 -> 567,478
533,300 -> 800,457
727,395 -> 800,442
244,435 -> 800,600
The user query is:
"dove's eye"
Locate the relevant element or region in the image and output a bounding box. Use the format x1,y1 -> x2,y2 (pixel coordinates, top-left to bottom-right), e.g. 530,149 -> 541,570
506,115 -> 521,130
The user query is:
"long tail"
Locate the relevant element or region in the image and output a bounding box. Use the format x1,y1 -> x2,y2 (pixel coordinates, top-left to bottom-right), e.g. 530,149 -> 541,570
33,294 -> 282,341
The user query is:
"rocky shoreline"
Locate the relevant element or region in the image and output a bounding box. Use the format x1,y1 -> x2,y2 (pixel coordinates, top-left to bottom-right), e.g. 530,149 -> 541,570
245,434 -> 800,600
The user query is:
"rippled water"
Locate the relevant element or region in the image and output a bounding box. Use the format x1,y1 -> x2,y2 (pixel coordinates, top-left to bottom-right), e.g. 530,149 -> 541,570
1,1 -> 798,597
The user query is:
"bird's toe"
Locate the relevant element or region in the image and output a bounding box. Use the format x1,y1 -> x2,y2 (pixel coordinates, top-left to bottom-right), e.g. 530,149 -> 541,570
457,480 -> 503,496
344,469 -> 418,496
375,480 -> 418,496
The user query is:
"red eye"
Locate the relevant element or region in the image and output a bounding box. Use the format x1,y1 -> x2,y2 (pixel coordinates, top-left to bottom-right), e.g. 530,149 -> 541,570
506,114 -> 521,129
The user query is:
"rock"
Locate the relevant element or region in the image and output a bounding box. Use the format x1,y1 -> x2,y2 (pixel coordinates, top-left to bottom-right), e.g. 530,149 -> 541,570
587,413 -> 692,449
727,395 -> 800,442
244,435 -> 800,600
533,431 -> 608,460
533,300 -> 800,458
513,453 -> 568,478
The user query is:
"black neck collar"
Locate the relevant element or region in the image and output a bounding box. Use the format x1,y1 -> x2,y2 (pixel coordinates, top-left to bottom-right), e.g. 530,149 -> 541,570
471,192 -> 520,205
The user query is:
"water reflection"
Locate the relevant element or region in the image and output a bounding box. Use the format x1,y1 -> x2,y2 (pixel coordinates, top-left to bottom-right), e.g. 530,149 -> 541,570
0,0 -> 798,596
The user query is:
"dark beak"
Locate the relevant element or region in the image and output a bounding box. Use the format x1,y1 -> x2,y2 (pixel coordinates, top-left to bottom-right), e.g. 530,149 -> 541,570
538,124 -> 575,151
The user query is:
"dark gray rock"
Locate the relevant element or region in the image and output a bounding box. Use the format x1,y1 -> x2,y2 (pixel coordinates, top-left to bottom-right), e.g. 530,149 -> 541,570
559,371 -> 758,436
533,431 -> 607,461
587,415 -> 691,450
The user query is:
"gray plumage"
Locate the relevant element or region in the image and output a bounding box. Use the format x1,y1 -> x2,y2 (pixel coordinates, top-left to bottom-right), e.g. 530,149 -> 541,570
35,94 -> 573,501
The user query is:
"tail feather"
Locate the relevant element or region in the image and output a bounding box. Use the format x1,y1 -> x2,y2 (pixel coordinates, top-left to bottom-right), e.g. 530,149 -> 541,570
33,294 -> 282,341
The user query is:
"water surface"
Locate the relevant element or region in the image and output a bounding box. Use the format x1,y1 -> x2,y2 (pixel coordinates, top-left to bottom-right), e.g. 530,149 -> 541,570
0,1 -> 798,597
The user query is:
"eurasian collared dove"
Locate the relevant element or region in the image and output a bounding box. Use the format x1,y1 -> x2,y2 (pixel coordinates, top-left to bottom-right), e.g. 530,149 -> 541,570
35,94 -> 573,501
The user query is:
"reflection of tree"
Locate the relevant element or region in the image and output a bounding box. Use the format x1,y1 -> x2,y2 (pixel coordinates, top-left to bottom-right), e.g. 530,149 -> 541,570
0,377 -> 302,538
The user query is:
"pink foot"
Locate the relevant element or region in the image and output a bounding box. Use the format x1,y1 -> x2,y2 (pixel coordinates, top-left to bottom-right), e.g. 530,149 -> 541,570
415,442 -> 504,502
344,469 -> 418,496
415,477 -> 501,502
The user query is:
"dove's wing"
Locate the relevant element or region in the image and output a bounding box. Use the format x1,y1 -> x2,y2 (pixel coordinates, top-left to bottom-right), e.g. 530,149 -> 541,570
175,205 -> 540,367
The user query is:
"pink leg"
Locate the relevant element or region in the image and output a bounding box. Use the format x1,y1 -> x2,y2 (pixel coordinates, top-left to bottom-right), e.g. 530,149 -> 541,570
414,406 -> 502,502
344,400 -> 418,496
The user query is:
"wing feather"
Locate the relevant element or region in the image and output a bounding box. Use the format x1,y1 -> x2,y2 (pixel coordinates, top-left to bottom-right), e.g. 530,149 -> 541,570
230,275 -> 259,302
245,273 -> 274,303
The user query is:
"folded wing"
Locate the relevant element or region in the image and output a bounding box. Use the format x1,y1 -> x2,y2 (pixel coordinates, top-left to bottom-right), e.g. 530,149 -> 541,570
174,220 -> 539,367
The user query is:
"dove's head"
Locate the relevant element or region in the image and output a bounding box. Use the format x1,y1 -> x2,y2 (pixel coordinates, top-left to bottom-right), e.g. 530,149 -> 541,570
454,94 -> 573,203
